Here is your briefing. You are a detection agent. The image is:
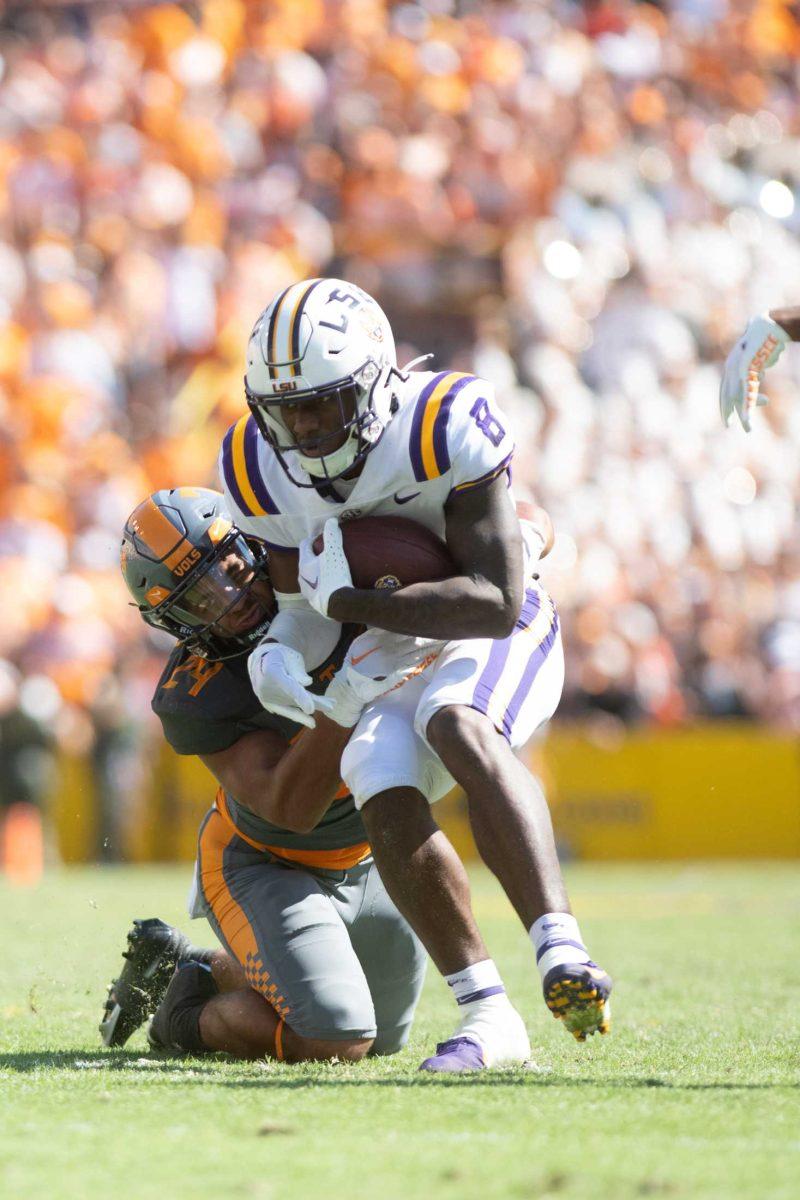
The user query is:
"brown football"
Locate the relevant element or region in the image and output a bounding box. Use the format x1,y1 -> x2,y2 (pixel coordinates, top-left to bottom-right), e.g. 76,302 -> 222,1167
313,515 -> 455,590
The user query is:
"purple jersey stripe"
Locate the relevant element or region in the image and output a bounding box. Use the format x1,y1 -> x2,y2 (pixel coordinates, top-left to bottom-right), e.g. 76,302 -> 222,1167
502,609 -> 559,740
514,585 -> 542,633
470,586 -> 541,718
431,374 -> 475,476
243,416 -> 279,514
535,937 -> 588,964
409,372 -> 449,482
458,984 -> 506,1006
449,451 -> 514,496
221,425 -> 249,517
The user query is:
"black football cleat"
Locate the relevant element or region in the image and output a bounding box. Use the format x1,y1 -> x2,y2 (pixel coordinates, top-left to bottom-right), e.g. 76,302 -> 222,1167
100,918 -> 196,1048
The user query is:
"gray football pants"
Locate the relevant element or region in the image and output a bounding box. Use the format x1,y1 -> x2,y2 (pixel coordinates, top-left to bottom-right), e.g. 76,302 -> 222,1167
191,807 -> 427,1053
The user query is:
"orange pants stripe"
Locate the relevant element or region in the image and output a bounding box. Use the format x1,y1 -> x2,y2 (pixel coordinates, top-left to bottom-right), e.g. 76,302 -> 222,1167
197,809 -> 291,1019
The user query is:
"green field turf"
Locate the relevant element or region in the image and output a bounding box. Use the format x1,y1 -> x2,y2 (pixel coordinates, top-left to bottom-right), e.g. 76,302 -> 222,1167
2,862 -> 799,1200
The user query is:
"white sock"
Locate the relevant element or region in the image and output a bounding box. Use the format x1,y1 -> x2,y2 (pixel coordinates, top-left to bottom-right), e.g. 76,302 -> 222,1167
455,994 -> 530,1065
530,913 -> 591,982
444,958 -> 506,1007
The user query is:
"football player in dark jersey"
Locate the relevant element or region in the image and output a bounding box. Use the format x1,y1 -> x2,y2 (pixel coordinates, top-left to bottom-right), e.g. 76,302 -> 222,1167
101,487 -> 427,1062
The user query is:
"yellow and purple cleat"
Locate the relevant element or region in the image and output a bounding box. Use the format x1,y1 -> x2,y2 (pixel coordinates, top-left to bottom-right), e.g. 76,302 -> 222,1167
543,961 -> 612,1041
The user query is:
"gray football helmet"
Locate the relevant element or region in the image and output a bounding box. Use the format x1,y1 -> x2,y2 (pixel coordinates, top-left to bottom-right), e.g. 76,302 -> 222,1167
120,487 -> 274,660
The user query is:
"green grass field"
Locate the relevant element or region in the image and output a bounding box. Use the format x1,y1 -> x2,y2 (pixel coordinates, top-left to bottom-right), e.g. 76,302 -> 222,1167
2,863 -> 799,1200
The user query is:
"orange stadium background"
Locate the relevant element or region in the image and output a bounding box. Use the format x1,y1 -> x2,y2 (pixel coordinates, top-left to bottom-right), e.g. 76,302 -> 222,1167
2,0 -> 800,882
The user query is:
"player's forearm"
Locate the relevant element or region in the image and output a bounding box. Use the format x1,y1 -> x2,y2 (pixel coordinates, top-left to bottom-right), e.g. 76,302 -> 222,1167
208,721 -> 353,834
768,308 -> 800,340
327,576 -> 519,640
255,718 -> 353,833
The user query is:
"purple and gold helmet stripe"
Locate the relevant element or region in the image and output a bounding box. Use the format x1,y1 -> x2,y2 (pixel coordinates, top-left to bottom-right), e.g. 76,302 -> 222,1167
409,372 -> 476,482
287,278 -> 323,376
266,284 -> 294,380
221,416 -> 279,516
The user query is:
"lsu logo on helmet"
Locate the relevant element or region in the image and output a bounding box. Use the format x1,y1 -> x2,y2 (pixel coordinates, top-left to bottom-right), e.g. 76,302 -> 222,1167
244,278 -> 398,488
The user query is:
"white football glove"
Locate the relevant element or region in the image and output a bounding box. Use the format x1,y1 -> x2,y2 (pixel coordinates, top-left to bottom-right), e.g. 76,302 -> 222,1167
247,641 -> 333,729
298,518 -> 353,617
720,313 -> 790,431
322,631 -> 443,728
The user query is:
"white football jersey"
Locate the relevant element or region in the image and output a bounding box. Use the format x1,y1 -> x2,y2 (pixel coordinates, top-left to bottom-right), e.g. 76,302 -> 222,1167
218,369 -> 515,548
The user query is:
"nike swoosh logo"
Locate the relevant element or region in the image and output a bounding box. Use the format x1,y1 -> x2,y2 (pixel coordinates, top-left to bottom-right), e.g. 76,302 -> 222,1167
351,645 -> 381,666
300,572 -> 319,589
394,490 -> 421,505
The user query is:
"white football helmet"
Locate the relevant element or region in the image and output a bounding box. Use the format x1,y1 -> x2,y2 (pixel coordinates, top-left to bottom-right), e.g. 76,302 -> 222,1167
244,278 -> 398,486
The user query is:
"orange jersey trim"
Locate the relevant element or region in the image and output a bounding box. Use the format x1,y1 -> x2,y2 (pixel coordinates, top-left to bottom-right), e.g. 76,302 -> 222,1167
264,841 -> 372,870
215,789 -> 371,870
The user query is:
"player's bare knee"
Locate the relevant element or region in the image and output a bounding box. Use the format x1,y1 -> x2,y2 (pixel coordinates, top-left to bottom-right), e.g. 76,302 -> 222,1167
335,1037 -> 374,1063
361,788 -> 434,853
198,989 -> 278,1059
282,1030 -> 374,1063
426,704 -> 499,771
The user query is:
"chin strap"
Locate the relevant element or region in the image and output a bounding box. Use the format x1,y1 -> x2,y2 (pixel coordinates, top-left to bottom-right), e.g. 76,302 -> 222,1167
395,353 -> 434,382
309,477 -> 346,502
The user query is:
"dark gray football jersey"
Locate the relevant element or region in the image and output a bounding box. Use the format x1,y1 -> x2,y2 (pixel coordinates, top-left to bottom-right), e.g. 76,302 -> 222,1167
152,630 -> 367,854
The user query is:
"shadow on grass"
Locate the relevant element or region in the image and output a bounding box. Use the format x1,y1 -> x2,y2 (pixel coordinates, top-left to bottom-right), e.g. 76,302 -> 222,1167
1,1051 -> 797,1092
0,1050 -> 220,1074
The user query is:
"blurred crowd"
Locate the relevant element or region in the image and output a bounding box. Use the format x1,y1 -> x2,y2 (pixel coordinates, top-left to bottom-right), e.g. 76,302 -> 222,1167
2,0 -> 800,843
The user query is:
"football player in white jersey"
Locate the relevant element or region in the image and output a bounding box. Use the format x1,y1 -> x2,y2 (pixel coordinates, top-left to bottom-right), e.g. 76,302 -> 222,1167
720,308 -> 797,430
219,278 -> 612,1072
